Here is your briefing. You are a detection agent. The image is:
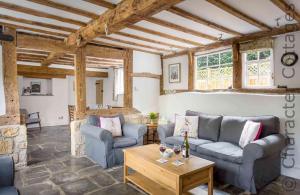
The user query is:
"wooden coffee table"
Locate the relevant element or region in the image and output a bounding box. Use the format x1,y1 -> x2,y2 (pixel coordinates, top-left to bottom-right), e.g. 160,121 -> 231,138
123,144 -> 215,195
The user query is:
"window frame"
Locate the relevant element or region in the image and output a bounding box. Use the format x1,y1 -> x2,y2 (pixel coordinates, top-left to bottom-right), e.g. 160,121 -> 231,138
242,48 -> 275,89
195,49 -> 233,90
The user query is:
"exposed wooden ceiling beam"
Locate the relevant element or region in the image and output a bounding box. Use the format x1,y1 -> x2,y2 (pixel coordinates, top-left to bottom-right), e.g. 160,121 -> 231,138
0,1 -> 85,26
115,31 -> 187,49
270,0 -> 300,23
41,52 -> 66,66
17,65 -> 109,78
0,14 -> 76,33
128,25 -> 203,47
145,17 -> 219,41
83,0 -> 117,9
102,36 -> 174,52
19,72 -> 67,79
27,0 -> 98,19
206,0 -> 271,31
0,21 -> 68,37
167,6 -> 243,36
91,39 -> 162,55
17,49 -> 50,56
65,0 -> 184,47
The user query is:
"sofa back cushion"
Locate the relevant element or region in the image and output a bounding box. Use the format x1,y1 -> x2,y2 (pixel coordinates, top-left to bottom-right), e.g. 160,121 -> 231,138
87,114 -> 125,127
219,115 -> 280,145
186,110 -> 222,141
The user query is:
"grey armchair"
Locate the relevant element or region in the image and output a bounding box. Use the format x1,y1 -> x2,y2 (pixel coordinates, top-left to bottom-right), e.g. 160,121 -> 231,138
81,114 -> 147,168
0,156 -> 19,195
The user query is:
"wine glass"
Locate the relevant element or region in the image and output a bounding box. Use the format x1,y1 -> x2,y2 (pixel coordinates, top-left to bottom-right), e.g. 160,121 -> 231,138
159,143 -> 166,159
173,144 -> 181,165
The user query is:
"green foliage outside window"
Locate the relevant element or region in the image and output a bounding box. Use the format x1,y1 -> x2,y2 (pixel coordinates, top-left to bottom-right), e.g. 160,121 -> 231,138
208,54 -> 219,66
259,50 -> 271,60
247,51 -> 258,61
220,51 -> 232,64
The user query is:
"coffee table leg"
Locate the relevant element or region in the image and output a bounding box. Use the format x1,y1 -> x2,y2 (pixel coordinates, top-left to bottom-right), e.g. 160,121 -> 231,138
124,153 -> 128,183
176,177 -> 182,195
208,167 -> 213,195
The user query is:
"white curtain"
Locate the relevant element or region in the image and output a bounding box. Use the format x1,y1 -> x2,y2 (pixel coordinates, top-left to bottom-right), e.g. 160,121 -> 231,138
114,68 -> 124,100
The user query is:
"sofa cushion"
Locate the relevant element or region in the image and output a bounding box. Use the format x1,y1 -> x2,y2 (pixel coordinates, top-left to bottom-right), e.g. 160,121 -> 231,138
186,110 -> 222,141
197,142 -> 243,164
165,136 -> 212,151
219,115 -> 279,145
113,137 -> 137,148
0,187 -> 19,195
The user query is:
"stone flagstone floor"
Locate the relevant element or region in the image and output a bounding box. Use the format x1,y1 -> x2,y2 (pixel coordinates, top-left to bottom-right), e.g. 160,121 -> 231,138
15,125 -> 300,195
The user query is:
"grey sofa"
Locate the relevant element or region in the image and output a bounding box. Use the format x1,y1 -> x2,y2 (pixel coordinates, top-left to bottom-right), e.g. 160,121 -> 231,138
0,156 -> 19,195
80,114 -> 147,168
158,110 -> 286,194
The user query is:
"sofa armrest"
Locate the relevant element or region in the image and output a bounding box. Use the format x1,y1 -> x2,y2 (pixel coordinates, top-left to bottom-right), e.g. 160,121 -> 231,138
243,134 -> 286,162
157,123 -> 175,143
80,124 -> 113,143
0,156 -> 14,187
122,123 -> 147,140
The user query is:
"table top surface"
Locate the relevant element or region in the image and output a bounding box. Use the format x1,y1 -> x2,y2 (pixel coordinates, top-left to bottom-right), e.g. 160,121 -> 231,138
124,144 -> 214,176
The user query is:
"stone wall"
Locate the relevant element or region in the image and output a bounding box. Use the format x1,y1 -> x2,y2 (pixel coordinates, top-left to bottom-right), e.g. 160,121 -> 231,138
0,125 -> 27,169
70,119 -> 86,157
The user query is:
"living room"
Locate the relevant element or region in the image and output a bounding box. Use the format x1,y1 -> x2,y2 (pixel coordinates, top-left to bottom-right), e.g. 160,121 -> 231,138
0,0 -> 299,195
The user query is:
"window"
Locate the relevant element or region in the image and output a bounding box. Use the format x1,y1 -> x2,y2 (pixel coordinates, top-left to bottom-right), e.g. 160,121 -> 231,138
196,50 -> 233,90
243,49 -> 274,88
114,68 -> 124,100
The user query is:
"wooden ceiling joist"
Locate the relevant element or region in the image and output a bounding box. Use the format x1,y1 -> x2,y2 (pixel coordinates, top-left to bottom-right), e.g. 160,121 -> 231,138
27,0 -> 98,19
102,36 -> 174,52
41,52 -> 66,66
65,0 -> 184,47
0,14 -> 76,33
167,7 -> 243,36
0,1 -> 85,26
145,17 -> 219,41
206,0 -> 271,31
83,0 -> 117,9
128,25 -> 203,47
270,0 -> 300,23
17,49 -> 50,56
19,72 -> 67,79
115,31 -> 187,49
0,22 -> 68,38
17,65 -> 108,78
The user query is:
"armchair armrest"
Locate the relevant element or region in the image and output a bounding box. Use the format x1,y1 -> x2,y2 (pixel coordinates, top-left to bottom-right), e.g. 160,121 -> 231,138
157,123 -> 175,142
80,124 -> 113,143
122,123 -> 147,140
0,156 -> 14,187
243,134 -> 286,162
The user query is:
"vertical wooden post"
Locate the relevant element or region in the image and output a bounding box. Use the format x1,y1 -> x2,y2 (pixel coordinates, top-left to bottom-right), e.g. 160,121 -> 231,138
160,55 -> 164,95
0,27 -> 20,125
74,47 -> 86,120
232,42 -> 242,89
124,49 -> 133,108
188,51 -> 195,91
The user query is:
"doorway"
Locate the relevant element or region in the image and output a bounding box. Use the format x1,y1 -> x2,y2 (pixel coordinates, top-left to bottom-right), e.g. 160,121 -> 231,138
96,80 -> 103,105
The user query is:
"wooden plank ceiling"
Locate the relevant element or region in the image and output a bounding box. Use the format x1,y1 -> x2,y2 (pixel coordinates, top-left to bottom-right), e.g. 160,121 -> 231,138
0,0 -> 300,69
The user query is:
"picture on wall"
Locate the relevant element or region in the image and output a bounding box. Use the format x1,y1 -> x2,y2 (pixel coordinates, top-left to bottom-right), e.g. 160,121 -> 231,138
169,63 -> 181,83
30,81 -> 41,94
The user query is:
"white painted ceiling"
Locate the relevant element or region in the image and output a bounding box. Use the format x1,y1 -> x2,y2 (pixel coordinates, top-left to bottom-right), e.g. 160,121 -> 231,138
1,0 -> 298,67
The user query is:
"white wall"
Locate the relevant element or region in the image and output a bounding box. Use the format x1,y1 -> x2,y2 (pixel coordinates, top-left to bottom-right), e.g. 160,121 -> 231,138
159,92 -> 300,179
163,55 -> 189,90
0,45 -> 5,116
133,51 -> 161,113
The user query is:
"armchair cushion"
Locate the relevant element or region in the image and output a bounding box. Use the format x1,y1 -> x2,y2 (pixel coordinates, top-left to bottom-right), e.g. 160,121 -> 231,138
196,142 -> 243,164
87,114 -> 126,127
122,123 -> 147,140
113,137 -> 137,148
243,134 -> 286,162
0,156 -> 14,187
80,124 -> 113,143
0,187 -> 18,195
26,118 -> 40,124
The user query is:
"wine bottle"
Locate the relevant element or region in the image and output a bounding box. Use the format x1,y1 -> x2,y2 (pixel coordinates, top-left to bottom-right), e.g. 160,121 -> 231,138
182,131 -> 190,158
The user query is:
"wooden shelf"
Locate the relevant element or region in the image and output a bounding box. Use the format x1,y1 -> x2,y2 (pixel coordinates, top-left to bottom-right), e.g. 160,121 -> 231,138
126,172 -> 175,195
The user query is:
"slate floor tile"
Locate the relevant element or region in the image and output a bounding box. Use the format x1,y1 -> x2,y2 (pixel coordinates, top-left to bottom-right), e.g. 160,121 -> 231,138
60,178 -> 98,195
